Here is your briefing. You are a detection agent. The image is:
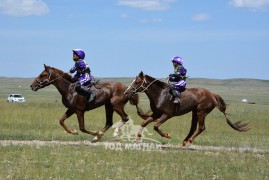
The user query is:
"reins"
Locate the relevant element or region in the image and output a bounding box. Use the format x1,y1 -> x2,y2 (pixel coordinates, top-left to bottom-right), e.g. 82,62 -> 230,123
47,69 -> 65,83
125,76 -> 159,94
35,68 -> 74,87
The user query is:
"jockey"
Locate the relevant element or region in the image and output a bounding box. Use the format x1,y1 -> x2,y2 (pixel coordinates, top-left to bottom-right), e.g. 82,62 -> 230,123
69,49 -> 95,102
168,56 -> 187,103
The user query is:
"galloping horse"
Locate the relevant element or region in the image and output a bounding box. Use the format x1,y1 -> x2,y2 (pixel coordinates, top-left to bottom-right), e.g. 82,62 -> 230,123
124,72 -> 250,147
30,65 -> 139,142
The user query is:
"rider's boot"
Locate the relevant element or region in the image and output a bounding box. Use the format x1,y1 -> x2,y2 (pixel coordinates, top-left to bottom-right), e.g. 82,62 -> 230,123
75,85 -> 95,103
85,88 -> 95,102
171,89 -> 181,103
80,86 -> 95,103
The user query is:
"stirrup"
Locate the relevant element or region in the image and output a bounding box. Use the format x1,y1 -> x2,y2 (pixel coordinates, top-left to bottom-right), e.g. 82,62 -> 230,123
173,98 -> 180,103
86,93 -> 95,102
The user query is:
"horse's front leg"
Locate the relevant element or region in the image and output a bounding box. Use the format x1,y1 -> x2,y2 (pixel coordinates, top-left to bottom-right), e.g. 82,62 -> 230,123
59,109 -> 78,135
76,111 -> 98,136
153,114 -> 171,138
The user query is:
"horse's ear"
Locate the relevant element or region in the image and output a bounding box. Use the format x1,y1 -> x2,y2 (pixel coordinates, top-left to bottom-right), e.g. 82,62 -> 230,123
44,64 -> 51,71
138,71 -> 144,77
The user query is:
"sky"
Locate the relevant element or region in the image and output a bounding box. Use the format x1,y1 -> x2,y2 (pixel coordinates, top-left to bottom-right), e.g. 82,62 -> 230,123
0,0 -> 269,80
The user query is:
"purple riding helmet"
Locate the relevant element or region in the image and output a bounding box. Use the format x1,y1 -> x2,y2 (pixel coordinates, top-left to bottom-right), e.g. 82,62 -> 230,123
73,49 -> 85,60
171,56 -> 183,65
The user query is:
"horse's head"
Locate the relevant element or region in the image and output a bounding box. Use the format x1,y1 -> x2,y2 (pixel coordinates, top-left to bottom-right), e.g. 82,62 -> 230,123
30,64 -> 62,91
125,71 -> 168,98
124,71 -> 152,97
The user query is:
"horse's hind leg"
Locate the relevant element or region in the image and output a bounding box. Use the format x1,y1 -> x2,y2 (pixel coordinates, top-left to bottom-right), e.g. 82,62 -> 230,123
92,103 -> 115,142
100,103 -> 115,134
59,108 -> 77,134
181,109 -> 198,146
184,111 -> 207,146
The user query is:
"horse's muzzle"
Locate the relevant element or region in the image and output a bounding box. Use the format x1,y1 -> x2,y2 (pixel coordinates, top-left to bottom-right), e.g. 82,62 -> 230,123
30,84 -> 39,91
124,92 -> 133,99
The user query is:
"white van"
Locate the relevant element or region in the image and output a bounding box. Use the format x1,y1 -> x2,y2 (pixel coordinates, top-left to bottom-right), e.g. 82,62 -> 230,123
7,94 -> 26,103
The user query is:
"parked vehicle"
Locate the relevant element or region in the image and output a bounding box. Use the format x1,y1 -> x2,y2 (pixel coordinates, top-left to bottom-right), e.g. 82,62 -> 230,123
7,94 -> 25,103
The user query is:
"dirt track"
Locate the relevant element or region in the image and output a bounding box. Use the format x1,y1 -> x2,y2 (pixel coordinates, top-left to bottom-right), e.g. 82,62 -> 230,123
0,140 -> 267,154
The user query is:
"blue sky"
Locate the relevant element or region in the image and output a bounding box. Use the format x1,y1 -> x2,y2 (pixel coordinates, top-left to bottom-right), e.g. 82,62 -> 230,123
0,0 -> 269,79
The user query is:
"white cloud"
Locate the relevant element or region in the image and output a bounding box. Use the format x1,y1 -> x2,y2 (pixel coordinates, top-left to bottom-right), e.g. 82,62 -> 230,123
139,18 -> 163,23
117,0 -> 175,11
139,18 -> 149,23
230,0 -> 269,10
120,14 -> 129,18
192,13 -> 211,22
0,0 -> 49,17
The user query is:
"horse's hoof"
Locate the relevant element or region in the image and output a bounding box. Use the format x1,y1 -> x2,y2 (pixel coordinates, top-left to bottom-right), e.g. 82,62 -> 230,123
179,144 -> 185,148
184,144 -> 195,150
181,141 -> 187,147
91,136 -> 99,143
163,133 -> 171,138
113,128 -> 119,138
135,136 -> 142,143
71,130 -> 78,135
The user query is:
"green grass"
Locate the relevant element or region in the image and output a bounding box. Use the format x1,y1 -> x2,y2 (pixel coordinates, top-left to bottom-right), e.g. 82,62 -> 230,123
0,77 -> 269,179
1,145 -> 268,179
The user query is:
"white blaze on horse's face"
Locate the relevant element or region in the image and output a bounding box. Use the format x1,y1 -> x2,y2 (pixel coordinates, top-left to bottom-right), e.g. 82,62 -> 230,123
124,76 -> 146,95
124,79 -> 135,95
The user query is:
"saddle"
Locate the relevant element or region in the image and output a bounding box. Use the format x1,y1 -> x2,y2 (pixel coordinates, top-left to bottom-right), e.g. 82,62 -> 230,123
85,80 -> 100,88
69,80 -> 100,94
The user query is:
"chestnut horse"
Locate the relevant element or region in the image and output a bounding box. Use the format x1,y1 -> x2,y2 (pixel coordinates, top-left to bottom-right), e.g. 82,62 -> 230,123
30,65 -> 139,142
124,72 -> 250,147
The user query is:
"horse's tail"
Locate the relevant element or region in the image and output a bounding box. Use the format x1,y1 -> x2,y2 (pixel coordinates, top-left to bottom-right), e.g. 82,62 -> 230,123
214,94 -> 250,132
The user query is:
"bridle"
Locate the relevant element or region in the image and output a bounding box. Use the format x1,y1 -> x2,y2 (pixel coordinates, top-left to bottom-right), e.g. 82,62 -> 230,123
124,76 -> 158,94
35,68 -> 65,88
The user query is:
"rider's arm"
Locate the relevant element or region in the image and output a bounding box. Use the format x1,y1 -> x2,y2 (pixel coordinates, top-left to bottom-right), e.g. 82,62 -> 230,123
69,66 -> 77,73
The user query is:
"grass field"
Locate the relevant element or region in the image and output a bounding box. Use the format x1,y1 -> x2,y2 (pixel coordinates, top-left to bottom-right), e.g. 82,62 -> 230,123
0,77 -> 269,179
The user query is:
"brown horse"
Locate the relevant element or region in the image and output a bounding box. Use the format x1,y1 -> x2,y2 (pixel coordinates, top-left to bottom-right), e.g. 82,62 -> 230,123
30,64 -> 139,142
124,72 -> 250,147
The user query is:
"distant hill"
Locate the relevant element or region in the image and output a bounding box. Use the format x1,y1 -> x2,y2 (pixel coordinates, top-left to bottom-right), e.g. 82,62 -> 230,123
1,76 -> 269,87
1,77 -> 269,105
186,78 -> 269,88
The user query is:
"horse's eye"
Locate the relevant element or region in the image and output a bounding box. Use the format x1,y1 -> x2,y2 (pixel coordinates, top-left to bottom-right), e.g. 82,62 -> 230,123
40,74 -> 46,78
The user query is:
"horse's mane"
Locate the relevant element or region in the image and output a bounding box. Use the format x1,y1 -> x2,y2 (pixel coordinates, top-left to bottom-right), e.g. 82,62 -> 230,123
145,75 -> 169,89
50,67 -> 77,83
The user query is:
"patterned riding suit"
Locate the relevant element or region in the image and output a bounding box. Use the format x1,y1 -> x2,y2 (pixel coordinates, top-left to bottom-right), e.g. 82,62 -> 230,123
70,59 -> 92,86
70,49 -> 95,102
169,56 -> 187,103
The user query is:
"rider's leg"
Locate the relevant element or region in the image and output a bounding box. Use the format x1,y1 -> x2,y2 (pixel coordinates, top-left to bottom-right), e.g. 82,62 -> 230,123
83,86 -> 95,102
171,85 -> 180,103
75,82 -> 95,102
172,80 -> 186,103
